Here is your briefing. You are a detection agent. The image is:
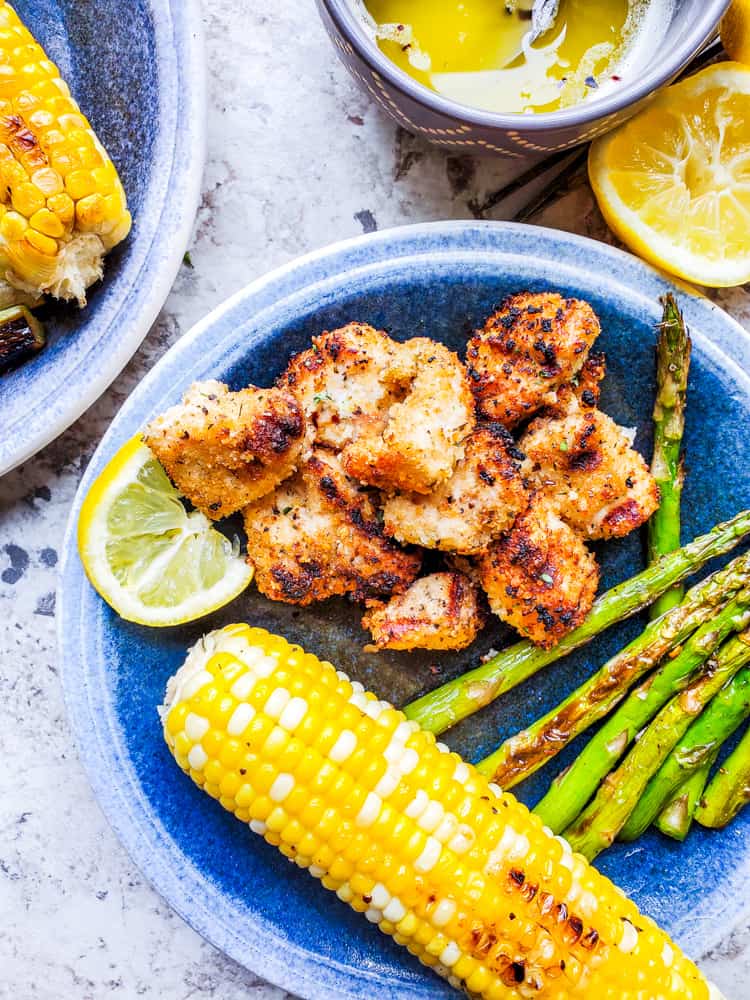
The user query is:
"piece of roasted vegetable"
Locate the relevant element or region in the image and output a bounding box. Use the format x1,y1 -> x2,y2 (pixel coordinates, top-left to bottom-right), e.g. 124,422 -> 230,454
0,303 -> 43,372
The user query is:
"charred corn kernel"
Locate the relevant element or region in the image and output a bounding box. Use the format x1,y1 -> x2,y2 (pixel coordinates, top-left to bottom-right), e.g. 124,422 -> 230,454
162,626 -> 720,1000
46,190 -> 73,224
0,2 -> 131,306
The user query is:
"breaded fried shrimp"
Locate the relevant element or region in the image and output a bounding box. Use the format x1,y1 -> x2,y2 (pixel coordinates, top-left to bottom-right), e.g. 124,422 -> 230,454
362,572 -> 485,651
243,448 -> 421,605
383,423 -> 530,554
475,493 -> 600,648
280,322 -> 410,451
466,292 -> 600,427
520,391 -> 659,540
342,337 -> 475,493
143,380 -> 305,520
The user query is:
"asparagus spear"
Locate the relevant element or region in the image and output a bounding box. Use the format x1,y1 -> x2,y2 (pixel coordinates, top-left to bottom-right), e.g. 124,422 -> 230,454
655,758 -> 715,841
564,632 -> 750,860
622,650 -> 750,840
403,510 -> 750,734
528,590 -> 750,831
477,561 -> 750,798
648,295 -> 692,620
694,721 -> 750,829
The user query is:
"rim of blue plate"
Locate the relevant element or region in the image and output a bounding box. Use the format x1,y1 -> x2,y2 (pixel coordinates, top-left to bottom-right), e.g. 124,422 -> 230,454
0,0 -> 207,476
59,221 -> 750,999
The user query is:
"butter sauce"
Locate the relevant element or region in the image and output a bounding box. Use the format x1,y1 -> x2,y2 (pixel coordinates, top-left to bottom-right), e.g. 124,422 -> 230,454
361,0 -> 672,114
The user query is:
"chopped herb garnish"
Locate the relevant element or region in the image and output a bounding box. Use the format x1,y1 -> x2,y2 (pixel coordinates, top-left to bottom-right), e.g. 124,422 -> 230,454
281,506 -> 293,515
541,573 -> 554,585
313,391 -> 333,405
183,251 -> 194,268
560,440 -> 569,452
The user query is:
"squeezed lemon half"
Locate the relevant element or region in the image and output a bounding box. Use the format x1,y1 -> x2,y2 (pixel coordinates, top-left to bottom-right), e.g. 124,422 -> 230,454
77,436 -> 253,626
589,63 -> 750,287
722,0 -> 750,64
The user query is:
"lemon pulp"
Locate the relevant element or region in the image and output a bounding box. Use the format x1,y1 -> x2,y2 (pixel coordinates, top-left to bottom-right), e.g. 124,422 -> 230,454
363,0 -> 669,113
78,437 -> 254,626
589,63 -> 750,287
722,0 -> 750,65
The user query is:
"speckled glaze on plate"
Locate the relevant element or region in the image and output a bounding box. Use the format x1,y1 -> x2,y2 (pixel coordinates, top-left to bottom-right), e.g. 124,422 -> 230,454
59,222 -> 750,1000
0,0 -> 206,476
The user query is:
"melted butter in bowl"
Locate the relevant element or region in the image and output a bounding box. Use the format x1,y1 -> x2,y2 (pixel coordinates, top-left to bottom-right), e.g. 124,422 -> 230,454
362,0 -> 674,114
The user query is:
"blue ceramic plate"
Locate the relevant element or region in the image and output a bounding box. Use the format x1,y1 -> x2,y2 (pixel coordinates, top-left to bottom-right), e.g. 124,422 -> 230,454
1,0 -> 205,475
59,223 -> 750,999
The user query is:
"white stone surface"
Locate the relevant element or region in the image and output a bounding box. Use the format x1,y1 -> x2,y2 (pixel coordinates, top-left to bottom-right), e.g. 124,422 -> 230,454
1,1 -> 748,997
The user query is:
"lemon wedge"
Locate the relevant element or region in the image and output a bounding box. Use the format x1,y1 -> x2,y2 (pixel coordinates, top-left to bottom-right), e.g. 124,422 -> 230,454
589,63 -> 750,287
722,0 -> 750,64
78,435 -> 253,626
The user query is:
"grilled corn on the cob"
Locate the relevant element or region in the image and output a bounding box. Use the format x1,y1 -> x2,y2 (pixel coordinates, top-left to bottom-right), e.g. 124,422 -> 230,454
0,2 -> 131,306
162,624 -> 720,1000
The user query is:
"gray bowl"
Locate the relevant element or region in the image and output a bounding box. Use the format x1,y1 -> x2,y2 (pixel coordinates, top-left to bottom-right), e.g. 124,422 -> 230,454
316,0 -> 729,156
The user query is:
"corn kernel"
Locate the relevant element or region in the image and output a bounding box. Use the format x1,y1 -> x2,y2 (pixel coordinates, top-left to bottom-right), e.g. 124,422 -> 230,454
265,807 -> 288,833
75,191 -> 106,230
57,111 -> 86,131
280,819 -> 304,847
312,845 -> 335,871
63,167 -> 94,199
261,725 -> 289,759
165,702 -> 188,735
328,856 -> 353,882
45,190 -> 73,225
28,205 -> 62,238
10,179 -> 43,216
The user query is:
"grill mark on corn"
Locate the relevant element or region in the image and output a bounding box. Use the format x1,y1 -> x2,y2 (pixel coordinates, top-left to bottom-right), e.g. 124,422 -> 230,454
1,114 -> 47,169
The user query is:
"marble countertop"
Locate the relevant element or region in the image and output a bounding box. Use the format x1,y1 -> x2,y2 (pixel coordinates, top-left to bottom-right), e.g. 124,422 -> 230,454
2,1 -> 749,997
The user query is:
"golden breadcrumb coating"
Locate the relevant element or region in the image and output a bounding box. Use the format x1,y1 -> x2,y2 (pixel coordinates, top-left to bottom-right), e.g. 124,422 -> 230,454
362,572 -> 485,651
570,351 -> 607,409
466,292 -> 601,428
520,389 -> 660,540
143,380 -> 305,520
282,324 -> 475,494
243,448 -> 421,605
342,337 -> 476,494
280,322 -> 410,451
383,424 -> 530,555
475,493 -> 600,648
